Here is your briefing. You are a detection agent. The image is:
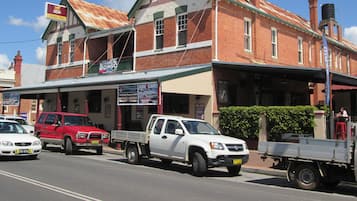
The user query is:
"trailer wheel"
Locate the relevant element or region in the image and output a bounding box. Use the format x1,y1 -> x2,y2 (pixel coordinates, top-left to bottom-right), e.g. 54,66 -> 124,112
192,152 -> 207,177
295,164 -> 320,190
127,145 -> 140,164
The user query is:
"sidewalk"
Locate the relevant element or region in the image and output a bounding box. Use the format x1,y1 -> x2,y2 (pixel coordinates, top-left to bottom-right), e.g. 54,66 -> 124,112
102,145 -> 286,177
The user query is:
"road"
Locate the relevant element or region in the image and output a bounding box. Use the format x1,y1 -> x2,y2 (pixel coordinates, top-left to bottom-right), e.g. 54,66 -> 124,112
0,149 -> 356,201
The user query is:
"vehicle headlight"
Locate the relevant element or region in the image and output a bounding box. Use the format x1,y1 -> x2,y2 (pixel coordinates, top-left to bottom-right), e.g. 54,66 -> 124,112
76,132 -> 88,139
209,142 -> 225,150
33,140 -> 41,146
1,141 -> 13,146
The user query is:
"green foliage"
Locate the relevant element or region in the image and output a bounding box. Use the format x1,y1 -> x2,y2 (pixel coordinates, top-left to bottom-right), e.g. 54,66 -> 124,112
219,106 -> 316,141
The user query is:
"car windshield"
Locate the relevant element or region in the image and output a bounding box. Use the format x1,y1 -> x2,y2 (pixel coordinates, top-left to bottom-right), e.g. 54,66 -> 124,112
0,122 -> 27,134
182,120 -> 220,135
63,116 -> 93,126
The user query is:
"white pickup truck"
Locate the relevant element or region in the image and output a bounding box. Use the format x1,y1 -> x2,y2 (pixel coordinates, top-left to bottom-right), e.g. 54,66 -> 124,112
111,114 -> 249,176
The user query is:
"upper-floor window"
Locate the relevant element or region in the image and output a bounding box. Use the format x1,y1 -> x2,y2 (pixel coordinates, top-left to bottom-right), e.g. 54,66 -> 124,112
298,37 -> 303,64
271,27 -> 278,58
320,45 -> 323,65
328,48 -> 332,68
335,51 -> 338,69
69,34 -> 75,63
338,52 -> 342,70
57,37 -> 63,65
176,6 -> 188,47
347,54 -> 351,75
308,41 -> 312,63
154,19 -> 164,50
244,18 -> 252,52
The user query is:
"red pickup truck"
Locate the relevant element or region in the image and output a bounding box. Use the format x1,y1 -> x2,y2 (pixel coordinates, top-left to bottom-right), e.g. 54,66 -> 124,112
34,112 -> 109,155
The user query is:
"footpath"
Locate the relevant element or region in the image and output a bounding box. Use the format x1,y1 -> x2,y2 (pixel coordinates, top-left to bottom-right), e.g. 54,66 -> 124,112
102,145 -> 285,177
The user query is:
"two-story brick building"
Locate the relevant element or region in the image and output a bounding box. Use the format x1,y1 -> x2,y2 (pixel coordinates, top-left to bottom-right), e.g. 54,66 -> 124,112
4,0 -> 357,131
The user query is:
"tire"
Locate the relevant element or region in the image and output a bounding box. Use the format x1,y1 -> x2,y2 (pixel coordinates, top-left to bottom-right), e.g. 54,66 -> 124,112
96,146 -> 103,155
65,138 -> 73,155
295,164 -> 320,190
127,145 -> 140,164
227,165 -> 241,176
161,159 -> 172,166
192,152 -> 207,177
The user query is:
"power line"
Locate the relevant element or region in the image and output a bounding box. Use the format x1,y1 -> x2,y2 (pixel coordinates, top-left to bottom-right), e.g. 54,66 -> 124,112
0,38 -> 41,44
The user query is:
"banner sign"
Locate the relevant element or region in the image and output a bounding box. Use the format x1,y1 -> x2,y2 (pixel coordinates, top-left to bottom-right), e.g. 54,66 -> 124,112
45,2 -> 67,22
322,33 -> 330,107
3,92 -> 20,106
99,58 -> 118,74
118,82 -> 158,105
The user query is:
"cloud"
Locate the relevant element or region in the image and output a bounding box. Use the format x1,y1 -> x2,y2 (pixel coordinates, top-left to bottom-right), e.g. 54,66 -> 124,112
36,46 -> 46,65
344,26 -> 357,45
102,0 -> 135,12
0,54 -> 11,69
8,15 -> 49,32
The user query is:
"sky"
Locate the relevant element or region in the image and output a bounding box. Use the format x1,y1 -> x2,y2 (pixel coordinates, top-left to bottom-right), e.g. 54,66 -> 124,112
0,0 -> 356,69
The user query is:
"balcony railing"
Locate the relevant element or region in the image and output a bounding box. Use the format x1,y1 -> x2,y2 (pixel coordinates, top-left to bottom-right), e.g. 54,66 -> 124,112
88,57 -> 133,75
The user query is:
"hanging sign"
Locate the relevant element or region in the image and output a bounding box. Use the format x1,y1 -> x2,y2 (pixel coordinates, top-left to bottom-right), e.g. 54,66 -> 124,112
45,2 -> 67,22
3,92 -> 20,106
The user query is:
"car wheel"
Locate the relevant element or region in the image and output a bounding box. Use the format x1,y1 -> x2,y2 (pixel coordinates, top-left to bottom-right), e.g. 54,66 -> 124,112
96,147 -> 103,155
227,165 -> 241,176
127,145 -> 140,164
295,164 -> 320,190
192,152 -> 207,177
65,138 -> 73,155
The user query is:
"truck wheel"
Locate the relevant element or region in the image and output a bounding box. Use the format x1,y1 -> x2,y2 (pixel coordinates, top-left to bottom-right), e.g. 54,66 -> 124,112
127,145 -> 140,164
96,147 -> 103,155
295,164 -> 320,190
227,165 -> 241,176
192,152 -> 207,177
65,138 -> 73,155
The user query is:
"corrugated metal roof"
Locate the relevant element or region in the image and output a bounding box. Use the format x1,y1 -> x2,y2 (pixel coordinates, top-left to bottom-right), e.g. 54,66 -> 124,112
67,0 -> 131,30
3,64 -> 211,94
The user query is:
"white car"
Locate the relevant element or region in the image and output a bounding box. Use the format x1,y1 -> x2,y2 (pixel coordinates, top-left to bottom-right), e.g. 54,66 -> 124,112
0,120 -> 41,159
0,115 -> 34,135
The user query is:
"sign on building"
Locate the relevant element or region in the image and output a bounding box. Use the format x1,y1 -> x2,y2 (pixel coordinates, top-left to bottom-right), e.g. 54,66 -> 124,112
45,2 -> 67,22
118,82 -> 158,105
99,58 -> 119,74
3,92 -> 20,106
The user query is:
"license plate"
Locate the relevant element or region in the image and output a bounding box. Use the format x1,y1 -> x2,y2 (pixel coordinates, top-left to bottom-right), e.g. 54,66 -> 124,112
233,159 -> 242,165
15,149 -> 32,154
91,140 -> 99,145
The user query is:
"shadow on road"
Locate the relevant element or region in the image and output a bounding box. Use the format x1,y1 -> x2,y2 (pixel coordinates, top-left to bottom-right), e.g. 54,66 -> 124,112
109,158 -> 242,178
247,178 -> 357,197
44,146 -> 100,156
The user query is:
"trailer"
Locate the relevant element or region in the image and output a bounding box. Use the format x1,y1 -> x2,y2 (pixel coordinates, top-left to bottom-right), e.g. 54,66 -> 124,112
258,121 -> 357,190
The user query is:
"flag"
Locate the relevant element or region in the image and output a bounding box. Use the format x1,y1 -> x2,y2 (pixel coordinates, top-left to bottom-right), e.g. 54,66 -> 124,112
322,33 -> 330,106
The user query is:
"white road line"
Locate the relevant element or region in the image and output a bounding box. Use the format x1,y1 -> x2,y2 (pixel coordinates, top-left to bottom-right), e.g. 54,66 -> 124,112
0,169 -> 102,201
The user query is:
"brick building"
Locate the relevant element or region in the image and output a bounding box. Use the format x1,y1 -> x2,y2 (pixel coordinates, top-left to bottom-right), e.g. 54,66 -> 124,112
4,0 -> 357,130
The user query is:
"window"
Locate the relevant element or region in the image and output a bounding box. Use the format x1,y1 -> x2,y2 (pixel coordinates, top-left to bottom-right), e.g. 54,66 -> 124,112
271,28 -> 278,58
298,37 -> 303,64
244,18 -> 252,52
328,49 -> 332,68
347,54 -> 351,75
335,51 -> 338,69
69,34 -> 75,63
155,18 -> 164,50
338,52 -> 342,70
163,93 -> 189,114
320,45 -> 323,65
88,90 -> 101,113
154,119 -> 165,134
44,114 -> 56,124
177,13 -> 187,46
165,120 -> 181,134
308,41 -> 312,63
57,37 -> 63,65
31,100 -> 37,112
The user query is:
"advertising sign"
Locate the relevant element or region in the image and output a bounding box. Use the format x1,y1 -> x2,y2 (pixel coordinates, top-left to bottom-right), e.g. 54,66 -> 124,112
99,58 -> 118,74
118,82 -> 158,105
3,92 -> 20,106
45,2 -> 67,22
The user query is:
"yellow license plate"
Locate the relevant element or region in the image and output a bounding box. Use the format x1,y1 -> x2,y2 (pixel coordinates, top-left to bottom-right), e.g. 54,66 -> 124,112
15,149 -> 32,154
91,140 -> 99,145
233,159 -> 242,165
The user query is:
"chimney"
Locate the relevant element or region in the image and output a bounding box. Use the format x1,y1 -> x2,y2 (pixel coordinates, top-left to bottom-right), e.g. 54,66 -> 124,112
251,0 -> 261,9
309,0 -> 318,31
337,24 -> 342,41
13,50 -> 22,87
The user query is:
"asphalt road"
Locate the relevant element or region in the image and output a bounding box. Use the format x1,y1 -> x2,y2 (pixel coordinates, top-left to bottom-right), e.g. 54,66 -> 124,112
0,149 -> 357,201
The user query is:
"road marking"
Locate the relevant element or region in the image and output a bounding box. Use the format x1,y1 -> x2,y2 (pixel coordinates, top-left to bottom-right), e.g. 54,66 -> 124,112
0,169 -> 102,201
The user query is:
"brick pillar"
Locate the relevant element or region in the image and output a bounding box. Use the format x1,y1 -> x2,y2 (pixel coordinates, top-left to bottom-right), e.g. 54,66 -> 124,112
107,35 -> 114,60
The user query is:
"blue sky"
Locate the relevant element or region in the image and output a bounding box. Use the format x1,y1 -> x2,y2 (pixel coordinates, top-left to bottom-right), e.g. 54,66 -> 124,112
0,0 -> 356,69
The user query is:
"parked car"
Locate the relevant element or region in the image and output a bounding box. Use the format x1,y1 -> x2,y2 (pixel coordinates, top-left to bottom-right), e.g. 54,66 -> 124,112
0,120 -> 41,159
0,115 -> 34,135
34,112 -> 109,155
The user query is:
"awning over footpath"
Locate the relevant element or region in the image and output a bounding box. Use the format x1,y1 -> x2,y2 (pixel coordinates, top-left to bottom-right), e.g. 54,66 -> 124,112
213,61 -> 357,86
2,64 -> 211,98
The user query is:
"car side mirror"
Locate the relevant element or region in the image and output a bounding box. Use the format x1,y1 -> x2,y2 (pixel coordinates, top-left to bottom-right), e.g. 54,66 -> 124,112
175,129 -> 184,135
